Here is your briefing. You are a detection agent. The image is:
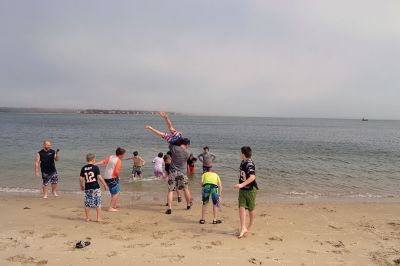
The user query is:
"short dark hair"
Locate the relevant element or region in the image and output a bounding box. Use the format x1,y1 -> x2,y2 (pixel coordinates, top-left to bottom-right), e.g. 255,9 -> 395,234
116,147 -> 126,156
166,151 -> 172,156
241,146 -> 252,158
86,153 -> 95,162
203,146 -> 209,151
133,151 -> 138,156
158,152 -> 163,158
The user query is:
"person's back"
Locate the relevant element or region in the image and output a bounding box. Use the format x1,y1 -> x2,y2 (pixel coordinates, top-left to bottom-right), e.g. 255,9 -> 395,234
169,144 -> 189,173
201,171 -> 220,187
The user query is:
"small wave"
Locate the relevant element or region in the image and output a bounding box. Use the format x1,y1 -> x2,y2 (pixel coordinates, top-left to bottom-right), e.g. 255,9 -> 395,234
0,187 -> 41,194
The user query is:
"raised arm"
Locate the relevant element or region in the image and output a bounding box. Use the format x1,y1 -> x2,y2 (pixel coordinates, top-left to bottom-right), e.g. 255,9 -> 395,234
55,149 -> 60,161
35,153 -> 40,177
95,157 -> 109,166
144,125 -> 165,138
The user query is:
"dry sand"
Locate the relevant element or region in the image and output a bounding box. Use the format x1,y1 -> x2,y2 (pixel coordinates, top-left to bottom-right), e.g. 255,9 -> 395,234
0,195 -> 399,265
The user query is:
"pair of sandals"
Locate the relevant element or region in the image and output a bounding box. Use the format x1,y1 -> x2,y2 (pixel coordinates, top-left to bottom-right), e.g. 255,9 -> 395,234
199,219 -> 222,224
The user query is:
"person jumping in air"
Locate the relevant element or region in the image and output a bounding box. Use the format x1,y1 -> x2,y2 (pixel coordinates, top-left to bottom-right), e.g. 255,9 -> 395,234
95,147 -> 126,212
145,112 -> 184,146
234,146 -> 258,239
199,169 -> 222,225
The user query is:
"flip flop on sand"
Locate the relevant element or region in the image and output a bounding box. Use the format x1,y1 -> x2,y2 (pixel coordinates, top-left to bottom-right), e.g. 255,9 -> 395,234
75,241 -> 91,249
199,219 -> 205,224
212,219 -> 222,224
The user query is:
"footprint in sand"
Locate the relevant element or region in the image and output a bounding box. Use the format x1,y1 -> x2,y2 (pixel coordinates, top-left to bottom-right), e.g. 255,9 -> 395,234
322,207 -> 336,213
42,232 -> 58,239
7,254 -> 48,265
107,251 -> 118,257
192,245 -> 202,250
328,224 -> 343,230
269,236 -> 283,242
248,257 -> 263,265
326,240 -> 345,248
211,240 -> 223,246
159,255 -> 185,263
370,249 -> 400,266
161,241 -> 175,247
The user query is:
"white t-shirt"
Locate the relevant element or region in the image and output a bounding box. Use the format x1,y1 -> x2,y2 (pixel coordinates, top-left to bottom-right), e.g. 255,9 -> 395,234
153,157 -> 164,170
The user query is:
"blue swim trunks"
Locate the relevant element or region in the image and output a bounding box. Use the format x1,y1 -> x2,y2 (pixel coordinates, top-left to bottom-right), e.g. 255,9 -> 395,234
202,184 -> 220,206
84,188 -> 102,208
105,178 -> 120,196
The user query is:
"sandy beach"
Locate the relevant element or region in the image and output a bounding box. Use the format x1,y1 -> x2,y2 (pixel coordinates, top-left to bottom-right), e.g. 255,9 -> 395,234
0,195 -> 399,266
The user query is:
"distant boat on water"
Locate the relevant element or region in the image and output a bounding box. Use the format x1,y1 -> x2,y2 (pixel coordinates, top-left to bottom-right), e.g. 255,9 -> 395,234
362,118 -> 369,121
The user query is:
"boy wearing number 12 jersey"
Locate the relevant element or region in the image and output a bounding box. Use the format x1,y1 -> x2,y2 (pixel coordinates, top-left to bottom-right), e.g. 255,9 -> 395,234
79,153 -> 107,222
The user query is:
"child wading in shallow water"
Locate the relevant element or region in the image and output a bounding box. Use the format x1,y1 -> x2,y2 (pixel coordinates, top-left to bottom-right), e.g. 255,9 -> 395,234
79,153 -> 107,222
234,146 -> 258,238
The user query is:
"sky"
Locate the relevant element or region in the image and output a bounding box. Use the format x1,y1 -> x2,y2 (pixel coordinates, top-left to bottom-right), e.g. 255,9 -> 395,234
0,1 -> 399,119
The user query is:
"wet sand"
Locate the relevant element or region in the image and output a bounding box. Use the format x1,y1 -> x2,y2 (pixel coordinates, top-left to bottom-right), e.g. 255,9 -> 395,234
0,195 -> 399,265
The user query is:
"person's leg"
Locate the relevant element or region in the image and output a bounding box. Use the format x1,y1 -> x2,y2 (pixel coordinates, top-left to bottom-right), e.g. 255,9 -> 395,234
96,206 -> 103,222
183,185 -> 191,208
201,204 -> 207,220
51,183 -> 58,197
159,112 -> 175,132
176,190 -> 182,202
166,191 -> 173,214
85,208 -> 90,222
238,207 -> 248,238
212,204 -> 217,221
248,210 -> 255,232
109,193 -> 119,212
42,185 -> 48,199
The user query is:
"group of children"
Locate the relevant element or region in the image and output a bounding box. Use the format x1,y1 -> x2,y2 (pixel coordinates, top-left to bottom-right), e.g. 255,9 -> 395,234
77,111 -> 257,238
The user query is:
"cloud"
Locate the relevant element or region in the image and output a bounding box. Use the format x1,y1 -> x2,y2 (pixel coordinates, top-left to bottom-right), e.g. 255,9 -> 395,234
0,0 -> 399,118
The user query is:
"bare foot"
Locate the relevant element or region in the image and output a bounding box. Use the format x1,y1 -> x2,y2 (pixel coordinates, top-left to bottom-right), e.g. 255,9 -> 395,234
96,219 -> 103,223
43,195 -> 48,199
86,219 -> 91,222
108,208 -> 118,212
53,192 -> 59,197
238,228 -> 249,239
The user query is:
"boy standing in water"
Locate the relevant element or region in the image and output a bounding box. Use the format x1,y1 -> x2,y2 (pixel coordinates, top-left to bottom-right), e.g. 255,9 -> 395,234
199,169 -> 222,225
187,154 -> 197,177
127,151 -> 145,180
198,147 -> 216,173
234,146 -> 258,238
96,147 -> 126,212
79,153 -> 107,222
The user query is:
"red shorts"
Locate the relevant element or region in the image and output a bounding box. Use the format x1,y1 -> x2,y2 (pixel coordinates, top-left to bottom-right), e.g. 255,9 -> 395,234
188,166 -> 195,173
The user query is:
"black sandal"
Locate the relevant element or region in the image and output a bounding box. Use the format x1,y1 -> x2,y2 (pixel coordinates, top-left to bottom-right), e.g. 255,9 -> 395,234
187,202 -> 193,210
212,220 -> 222,224
199,219 -> 205,224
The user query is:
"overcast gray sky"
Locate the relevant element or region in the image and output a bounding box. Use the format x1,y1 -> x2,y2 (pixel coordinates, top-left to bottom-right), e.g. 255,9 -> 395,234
0,1 -> 399,119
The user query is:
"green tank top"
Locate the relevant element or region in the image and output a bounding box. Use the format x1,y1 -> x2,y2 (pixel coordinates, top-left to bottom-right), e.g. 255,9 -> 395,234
201,172 -> 220,186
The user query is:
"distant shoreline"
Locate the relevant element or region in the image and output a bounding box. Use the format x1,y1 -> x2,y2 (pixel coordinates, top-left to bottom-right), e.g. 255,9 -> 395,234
0,107 -> 176,115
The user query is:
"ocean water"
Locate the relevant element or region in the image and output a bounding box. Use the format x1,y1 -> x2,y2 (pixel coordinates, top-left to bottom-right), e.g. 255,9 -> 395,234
0,113 -> 399,202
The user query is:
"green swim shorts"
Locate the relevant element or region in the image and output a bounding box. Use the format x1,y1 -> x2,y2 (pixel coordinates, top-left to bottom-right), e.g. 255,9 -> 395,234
238,188 -> 257,211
